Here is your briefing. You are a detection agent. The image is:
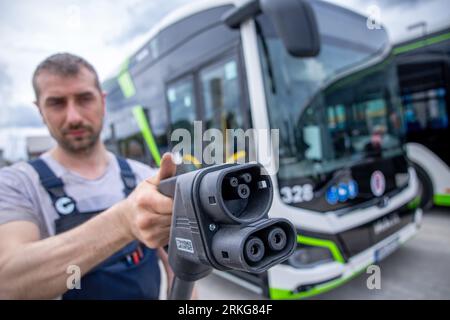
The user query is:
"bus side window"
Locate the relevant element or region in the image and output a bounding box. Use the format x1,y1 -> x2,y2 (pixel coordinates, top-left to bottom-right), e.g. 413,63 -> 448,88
166,77 -> 197,134
166,77 -> 199,171
200,59 -> 244,130
200,58 -> 249,162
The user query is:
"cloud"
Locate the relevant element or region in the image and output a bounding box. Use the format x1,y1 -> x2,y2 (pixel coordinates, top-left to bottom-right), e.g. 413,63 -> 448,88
0,104 -> 43,128
0,61 -> 42,128
109,0 -> 191,46
365,0 -> 426,9
0,63 -> 12,100
326,0 -> 449,42
0,0 -> 194,105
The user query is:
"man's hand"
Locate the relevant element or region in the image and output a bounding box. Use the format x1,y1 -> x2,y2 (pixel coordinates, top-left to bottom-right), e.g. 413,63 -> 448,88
121,153 -> 176,248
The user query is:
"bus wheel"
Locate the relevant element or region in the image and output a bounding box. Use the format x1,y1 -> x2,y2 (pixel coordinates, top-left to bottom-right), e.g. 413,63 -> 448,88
412,162 -> 433,210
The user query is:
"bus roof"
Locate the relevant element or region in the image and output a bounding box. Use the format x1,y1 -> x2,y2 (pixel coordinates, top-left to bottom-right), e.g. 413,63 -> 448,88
393,26 -> 450,55
141,0 -> 237,41
104,0 -> 379,84
105,0 -> 238,80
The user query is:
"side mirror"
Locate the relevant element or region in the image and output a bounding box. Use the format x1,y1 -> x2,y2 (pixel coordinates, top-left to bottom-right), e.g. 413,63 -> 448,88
222,0 -> 321,58
260,0 -> 320,57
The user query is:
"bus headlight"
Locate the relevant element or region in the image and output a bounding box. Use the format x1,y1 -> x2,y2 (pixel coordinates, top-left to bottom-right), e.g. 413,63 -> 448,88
287,246 -> 334,268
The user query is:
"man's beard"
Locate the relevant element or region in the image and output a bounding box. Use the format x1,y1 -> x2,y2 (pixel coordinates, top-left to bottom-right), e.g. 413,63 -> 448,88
57,124 -> 101,154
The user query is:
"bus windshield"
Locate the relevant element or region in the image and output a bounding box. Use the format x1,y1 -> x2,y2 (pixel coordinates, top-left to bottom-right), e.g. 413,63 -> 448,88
256,3 -> 405,182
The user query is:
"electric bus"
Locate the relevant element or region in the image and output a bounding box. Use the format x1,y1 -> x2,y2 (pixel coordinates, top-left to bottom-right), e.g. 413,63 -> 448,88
394,27 -> 450,208
102,0 -> 422,299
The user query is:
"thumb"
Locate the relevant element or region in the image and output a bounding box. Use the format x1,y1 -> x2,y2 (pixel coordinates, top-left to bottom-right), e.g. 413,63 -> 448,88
153,153 -> 176,184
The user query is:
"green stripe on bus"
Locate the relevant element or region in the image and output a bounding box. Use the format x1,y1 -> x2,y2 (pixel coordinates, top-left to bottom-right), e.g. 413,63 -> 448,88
297,235 -> 345,264
117,57 -> 136,98
393,32 -> 450,55
118,71 -> 136,98
269,264 -> 370,300
120,57 -> 130,73
434,194 -> 450,206
132,106 -> 161,167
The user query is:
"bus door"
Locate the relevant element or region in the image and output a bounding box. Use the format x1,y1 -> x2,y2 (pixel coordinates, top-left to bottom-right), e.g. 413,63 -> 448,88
198,52 -> 252,165
165,51 -> 251,170
165,75 -> 201,171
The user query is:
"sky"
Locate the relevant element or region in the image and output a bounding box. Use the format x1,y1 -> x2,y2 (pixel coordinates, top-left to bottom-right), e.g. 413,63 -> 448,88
0,0 -> 449,161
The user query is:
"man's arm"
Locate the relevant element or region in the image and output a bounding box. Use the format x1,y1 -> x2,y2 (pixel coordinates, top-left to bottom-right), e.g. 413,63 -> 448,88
0,204 -> 132,299
0,153 -> 176,299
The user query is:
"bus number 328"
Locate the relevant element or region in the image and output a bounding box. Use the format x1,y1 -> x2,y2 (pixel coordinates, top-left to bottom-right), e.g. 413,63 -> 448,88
280,185 -> 314,204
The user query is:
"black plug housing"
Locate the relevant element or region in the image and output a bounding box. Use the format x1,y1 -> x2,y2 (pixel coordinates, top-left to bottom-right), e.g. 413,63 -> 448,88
158,163 -> 296,282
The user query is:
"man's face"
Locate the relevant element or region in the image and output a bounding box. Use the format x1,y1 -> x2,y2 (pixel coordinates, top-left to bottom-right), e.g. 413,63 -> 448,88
35,67 -> 105,154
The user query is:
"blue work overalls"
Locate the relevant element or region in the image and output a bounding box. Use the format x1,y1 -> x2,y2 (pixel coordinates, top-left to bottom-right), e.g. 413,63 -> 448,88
28,156 -> 161,300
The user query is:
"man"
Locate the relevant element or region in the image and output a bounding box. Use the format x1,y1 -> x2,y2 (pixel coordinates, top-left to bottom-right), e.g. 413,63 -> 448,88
0,53 -> 175,299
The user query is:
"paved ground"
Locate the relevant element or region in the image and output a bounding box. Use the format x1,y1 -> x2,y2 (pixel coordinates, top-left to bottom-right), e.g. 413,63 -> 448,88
196,208 -> 450,300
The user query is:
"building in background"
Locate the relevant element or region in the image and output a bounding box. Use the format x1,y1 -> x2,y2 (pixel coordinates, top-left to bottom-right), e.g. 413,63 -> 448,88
25,135 -> 55,160
0,127 -> 51,162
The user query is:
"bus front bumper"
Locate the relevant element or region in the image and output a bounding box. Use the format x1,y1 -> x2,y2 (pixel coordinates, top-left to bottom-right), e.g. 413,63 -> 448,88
268,209 -> 421,299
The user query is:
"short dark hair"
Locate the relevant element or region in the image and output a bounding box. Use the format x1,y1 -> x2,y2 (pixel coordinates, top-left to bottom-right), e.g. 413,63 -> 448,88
32,52 -> 102,100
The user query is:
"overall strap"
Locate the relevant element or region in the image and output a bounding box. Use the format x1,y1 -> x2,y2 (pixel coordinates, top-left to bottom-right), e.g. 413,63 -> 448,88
116,156 -> 137,196
28,158 -> 79,216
